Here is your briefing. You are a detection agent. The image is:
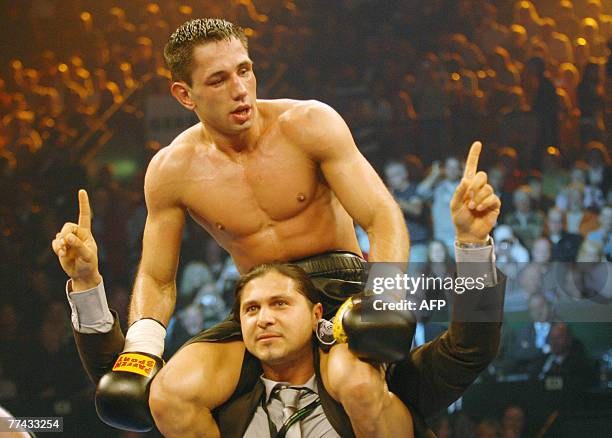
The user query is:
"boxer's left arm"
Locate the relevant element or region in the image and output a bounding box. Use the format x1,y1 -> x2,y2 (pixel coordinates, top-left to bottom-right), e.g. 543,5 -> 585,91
290,102 -> 414,363
297,101 -> 409,263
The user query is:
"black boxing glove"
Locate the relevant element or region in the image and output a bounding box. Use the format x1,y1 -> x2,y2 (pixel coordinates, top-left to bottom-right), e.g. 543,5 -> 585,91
95,351 -> 163,432
332,292 -> 416,362
95,318 -> 166,432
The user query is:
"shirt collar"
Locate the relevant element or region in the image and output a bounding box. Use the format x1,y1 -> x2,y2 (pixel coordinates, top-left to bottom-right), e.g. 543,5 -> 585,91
260,374 -> 317,403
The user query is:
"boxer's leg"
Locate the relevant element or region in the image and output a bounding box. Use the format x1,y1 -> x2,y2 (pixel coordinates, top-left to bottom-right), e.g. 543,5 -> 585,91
320,344 -> 414,438
149,341 -> 245,438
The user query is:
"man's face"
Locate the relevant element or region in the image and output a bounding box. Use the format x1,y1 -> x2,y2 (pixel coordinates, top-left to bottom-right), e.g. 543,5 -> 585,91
528,295 -> 549,322
187,38 -> 257,135
514,191 -> 531,213
444,158 -> 461,181
547,210 -> 564,234
549,324 -> 571,355
532,238 -> 551,263
384,163 -> 408,190
600,207 -> 612,231
528,179 -> 542,199
240,272 -> 321,366
502,407 -> 524,433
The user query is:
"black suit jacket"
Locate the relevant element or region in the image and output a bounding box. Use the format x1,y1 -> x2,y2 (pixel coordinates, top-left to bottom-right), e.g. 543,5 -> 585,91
550,231 -> 583,262
531,340 -> 593,392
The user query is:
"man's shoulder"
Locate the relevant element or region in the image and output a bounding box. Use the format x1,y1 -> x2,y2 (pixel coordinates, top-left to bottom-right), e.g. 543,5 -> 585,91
261,99 -> 351,160
145,124 -> 205,189
150,123 -> 206,167
260,98 -> 331,117
262,99 -> 340,138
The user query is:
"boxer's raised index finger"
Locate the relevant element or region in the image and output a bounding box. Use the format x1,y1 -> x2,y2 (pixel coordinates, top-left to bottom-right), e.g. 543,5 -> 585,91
78,189 -> 92,230
463,141 -> 482,179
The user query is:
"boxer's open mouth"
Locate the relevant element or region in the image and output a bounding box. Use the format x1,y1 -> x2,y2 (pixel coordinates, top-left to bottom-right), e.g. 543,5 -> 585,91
230,105 -> 252,122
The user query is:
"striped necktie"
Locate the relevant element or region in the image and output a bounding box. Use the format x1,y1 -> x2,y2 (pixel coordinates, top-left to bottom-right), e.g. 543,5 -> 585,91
277,386 -> 302,438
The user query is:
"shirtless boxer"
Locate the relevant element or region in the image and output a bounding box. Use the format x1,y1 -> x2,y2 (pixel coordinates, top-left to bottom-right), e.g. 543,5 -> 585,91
52,18 -> 503,437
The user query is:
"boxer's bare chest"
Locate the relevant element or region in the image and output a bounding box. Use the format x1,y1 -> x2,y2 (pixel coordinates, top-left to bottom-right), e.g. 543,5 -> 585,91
180,124 -> 326,241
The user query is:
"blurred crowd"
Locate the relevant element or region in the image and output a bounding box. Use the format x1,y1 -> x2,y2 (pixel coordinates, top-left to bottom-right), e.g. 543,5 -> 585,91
1,0 -> 611,436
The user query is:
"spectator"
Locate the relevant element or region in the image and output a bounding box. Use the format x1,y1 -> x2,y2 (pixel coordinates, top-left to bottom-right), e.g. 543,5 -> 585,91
490,46 -> 521,86
523,57 -> 560,168
411,240 -> 453,347
504,185 -> 545,250
557,62 -> 580,109
546,207 -> 584,261
497,88 -> 539,168
383,158 -> 430,264
430,414 -> 452,438
585,141 -> 611,197
177,260 -> 213,310
527,173 -> 555,213
554,1 -> 581,42
494,225 -> 530,297
517,236 -> 558,300
513,1 -> 543,39
476,4 -> 510,56
494,224 -> 531,263
586,205 -> 612,260
532,236 -> 552,264
533,18 -> 574,66
532,322 -> 594,393
508,24 -> 529,62
475,417 -> 502,438
573,36 -> 592,72
566,240 -> 612,300
577,61 -> 606,143
579,17 -> 607,57
500,293 -> 555,374
496,146 -> 527,194
564,185 -> 599,236
500,404 -> 526,438
418,156 -> 462,254
412,54 -> 451,163
556,163 -> 605,211
165,303 -> 205,358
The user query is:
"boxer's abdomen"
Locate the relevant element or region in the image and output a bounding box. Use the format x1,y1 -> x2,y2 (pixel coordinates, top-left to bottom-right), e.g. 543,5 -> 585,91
190,188 -> 362,273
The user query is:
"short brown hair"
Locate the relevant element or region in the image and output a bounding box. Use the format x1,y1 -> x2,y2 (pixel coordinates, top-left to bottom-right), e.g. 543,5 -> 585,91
232,264 -> 320,322
163,18 -> 248,85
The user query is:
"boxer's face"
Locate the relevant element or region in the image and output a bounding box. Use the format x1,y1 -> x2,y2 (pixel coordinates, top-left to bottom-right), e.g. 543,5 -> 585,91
239,272 -> 322,367
187,38 -> 257,135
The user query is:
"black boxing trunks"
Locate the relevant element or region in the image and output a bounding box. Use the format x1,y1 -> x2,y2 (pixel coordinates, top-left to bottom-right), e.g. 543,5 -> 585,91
182,250 -> 366,399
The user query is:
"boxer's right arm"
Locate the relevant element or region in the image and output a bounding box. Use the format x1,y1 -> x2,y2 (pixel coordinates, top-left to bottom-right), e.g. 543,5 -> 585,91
129,149 -> 186,329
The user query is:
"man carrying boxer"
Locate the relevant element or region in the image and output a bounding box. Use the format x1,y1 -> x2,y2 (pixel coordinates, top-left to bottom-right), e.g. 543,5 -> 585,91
219,263 -> 414,437
52,17 -> 503,437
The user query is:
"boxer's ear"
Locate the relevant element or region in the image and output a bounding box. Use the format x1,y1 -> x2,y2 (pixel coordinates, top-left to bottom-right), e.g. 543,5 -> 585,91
171,81 -> 196,110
